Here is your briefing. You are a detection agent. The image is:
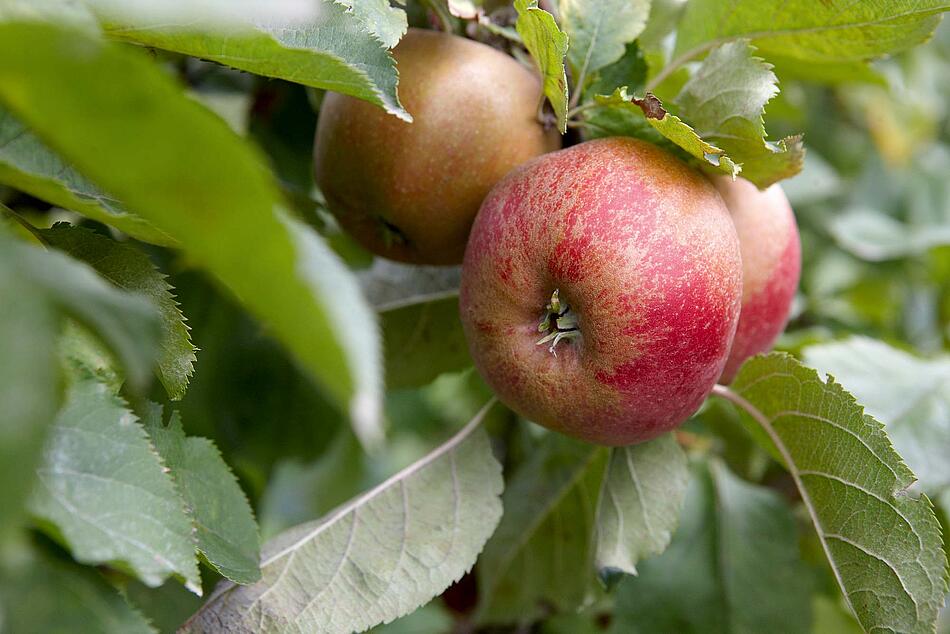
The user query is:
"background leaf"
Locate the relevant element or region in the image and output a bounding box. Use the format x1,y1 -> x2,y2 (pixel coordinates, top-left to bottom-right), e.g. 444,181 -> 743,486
675,41 -> 804,187
559,0 -> 651,90
515,0 -> 570,132
90,0 -> 410,121
29,379 -> 201,593
1,552 -> 154,634
803,336 -> 950,495
476,433 -> 607,624
143,404 -> 261,586
593,433 -> 689,581
675,0 -> 947,66
182,402 -> 503,634
728,353 -> 949,634
43,223 -> 196,400
610,459 -> 813,634
0,17 -> 384,445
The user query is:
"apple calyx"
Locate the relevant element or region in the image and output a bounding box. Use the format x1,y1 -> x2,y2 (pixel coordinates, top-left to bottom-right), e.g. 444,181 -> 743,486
536,289 -> 580,355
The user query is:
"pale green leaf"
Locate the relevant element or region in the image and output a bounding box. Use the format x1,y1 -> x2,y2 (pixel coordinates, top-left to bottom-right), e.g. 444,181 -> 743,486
143,404 -> 261,586
477,434 -> 607,625
0,552 -> 154,634
43,223 -> 196,400
0,108 -> 174,245
0,18 -> 384,446
828,209 -> 950,261
726,353 -> 949,634
182,402 -> 503,634
593,433 -> 688,581
675,0 -> 948,65
610,459 -> 813,634
559,0 -> 651,89
592,88 -> 740,176
90,0 -> 410,120
585,41 -> 648,100
29,379 -> 201,593
58,320 -> 122,393
803,337 -> 950,495
0,228 -> 59,541
515,0 -> 569,132
676,41 -> 804,187
336,0 -> 408,48
358,259 -> 461,312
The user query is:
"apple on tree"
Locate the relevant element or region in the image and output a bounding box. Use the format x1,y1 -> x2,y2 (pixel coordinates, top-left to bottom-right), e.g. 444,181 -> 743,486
313,28 -> 560,265
459,137 -> 744,446
713,176 -> 801,383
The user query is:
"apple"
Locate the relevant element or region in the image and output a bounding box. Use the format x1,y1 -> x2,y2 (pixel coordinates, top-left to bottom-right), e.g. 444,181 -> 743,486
460,138 -> 743,446
313,28 -> 560,265
713,177 -> 801,383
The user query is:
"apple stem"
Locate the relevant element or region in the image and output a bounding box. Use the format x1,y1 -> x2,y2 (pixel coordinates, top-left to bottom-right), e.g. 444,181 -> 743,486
536,289 -> 580,355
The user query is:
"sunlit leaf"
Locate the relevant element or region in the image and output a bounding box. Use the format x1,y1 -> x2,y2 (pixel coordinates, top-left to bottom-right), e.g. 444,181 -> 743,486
514,0 -> 569,132
559,0 -> 650,88
0,16 -> 384,446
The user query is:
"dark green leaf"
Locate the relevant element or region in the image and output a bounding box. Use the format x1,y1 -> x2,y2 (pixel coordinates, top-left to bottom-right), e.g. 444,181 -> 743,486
477,433 -> 607,624
143,404 -> 261,585
611,459 -> 813,634
43,223 -> 196,400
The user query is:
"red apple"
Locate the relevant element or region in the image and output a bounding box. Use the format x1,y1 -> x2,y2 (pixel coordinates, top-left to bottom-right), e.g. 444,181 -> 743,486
314,28 -> 560,265
460,138 -> 743,446
713,177 -> 801,383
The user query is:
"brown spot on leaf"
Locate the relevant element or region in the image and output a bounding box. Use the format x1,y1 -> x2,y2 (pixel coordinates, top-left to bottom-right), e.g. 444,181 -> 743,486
632,93 -> 667,120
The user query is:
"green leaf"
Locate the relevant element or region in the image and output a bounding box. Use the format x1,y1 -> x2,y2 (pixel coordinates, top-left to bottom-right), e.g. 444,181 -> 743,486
593,433 -> 689,582
1,551 -> 154,634
476,434 -> 607,624
727,353 -> 949,634
610,459 -> 813,634
182,402 -> 503,634
59,320 -> 123,393
257,431 -> 367,540
515,0 -> 569,133
90,0 -> 410,121
0,229 -> 59,542
29,379 -> 201,593
143,404 -> 261,585
675,0 -> 948,65
358,260 -> 468,388
803,336 -> 950,495
585,40 -> 648,100
0,108 -> 174,245
11,232 -> 160,392
559,0 -> 651,89
42,223 -> 196,400
0,18 -> 384,446
676,41 -> 804,187
592,88 -> 740,176
828,209 -> 950,261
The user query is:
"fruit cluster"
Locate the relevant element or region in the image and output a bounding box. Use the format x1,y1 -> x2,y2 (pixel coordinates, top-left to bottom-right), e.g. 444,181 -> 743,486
315,29 -> 800,446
